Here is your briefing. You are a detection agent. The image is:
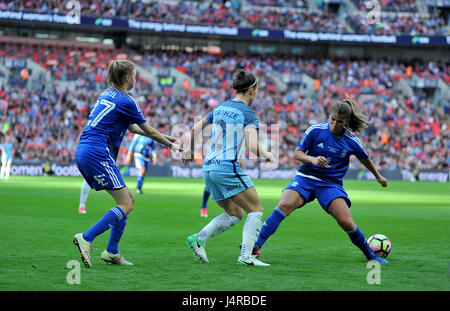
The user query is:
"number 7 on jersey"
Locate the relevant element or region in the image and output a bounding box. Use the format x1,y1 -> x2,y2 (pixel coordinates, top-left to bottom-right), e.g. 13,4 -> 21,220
88,99 -> 116,127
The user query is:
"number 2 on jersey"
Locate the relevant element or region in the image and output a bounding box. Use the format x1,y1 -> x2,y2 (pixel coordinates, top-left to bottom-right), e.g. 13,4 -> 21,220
88,99 -> 116,127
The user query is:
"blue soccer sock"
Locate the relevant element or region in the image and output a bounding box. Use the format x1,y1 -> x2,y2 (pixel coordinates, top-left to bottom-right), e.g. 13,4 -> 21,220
255,207 -> 287,249
347,225 -> 376,260
137,174 -> 144,190
202,188 -> 210,209
83,207 -> 125,243
106,216 -> 127,254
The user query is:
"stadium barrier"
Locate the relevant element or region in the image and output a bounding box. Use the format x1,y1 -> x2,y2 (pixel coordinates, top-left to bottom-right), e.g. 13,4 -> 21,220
0,10 -> 449,46
7,162 -> 449,182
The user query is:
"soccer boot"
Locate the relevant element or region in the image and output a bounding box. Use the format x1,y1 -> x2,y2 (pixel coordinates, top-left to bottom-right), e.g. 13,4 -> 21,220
237,255 -> 270,266
200,208 -> 208,217
186,234 -> 209,263
101,250 -> 134,266
73,233 -> 92,268
368,255 -> 389,264
239,244 -> 261,258
78,205 -> 87,214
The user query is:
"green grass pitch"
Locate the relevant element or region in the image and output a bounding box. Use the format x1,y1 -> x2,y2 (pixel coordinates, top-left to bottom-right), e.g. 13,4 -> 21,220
0,176 -> 449,291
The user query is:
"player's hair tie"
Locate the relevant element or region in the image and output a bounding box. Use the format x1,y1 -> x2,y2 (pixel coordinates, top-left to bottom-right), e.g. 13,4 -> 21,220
235,80 -> 257,92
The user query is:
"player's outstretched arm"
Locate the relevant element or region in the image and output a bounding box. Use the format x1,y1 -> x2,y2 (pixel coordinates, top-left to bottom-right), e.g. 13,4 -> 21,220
244,127 -> 273,162
129,124 -> 178,143
358,158 -> 387,187
128,124 -> 147,136
183,117 -> 210,164
137,122 -> 182,152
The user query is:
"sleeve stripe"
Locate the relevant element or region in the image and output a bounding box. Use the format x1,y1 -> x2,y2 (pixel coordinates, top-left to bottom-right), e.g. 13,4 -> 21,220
305,123 -> 328,135
344,132 -> 364,149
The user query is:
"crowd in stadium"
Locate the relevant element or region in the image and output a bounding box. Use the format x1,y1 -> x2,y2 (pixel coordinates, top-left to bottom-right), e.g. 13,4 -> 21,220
0,0 -> 448,35
0,0 -> 448,172
346,12 -> 447,36
1,43 -> 448,172
352,0 -> 417,13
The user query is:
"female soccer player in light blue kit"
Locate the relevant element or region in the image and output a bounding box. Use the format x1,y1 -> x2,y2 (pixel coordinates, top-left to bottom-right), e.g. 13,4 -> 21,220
184,69 -> 275,266
126,133 -> 156,194
254,98 -> 389,264
0,133 -> 14,181
73,60 -> 181,268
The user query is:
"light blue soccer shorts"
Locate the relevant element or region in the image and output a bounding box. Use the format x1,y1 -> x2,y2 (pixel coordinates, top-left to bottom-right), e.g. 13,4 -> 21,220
203,169 -> 254,202
284,174 -> 351,212
1,152 -> 12,163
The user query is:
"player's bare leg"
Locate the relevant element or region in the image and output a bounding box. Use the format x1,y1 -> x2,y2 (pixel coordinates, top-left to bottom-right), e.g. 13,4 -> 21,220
328,198 -> 388,264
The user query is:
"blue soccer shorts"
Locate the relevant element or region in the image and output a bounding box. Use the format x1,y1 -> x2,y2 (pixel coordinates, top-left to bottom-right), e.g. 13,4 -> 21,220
76,151 -> 126,191
134,155 -> 150,171
284,174 -> 351,212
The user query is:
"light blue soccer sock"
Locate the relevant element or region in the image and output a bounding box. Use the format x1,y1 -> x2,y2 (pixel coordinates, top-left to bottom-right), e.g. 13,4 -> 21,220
83,207 -> 125,243
255,207 -> 287,249
106,216 -> 127,254
347,225 -> 375,260
137,174 -> 144,190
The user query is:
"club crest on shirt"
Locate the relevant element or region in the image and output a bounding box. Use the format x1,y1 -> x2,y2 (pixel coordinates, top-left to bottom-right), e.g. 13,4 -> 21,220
327,146 -> 339,153
300,136 -> 306,145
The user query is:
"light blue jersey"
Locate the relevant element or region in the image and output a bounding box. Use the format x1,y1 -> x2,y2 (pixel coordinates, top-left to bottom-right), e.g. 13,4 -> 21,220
201,99 -> 258,201
203,99 -> 259,173
297,122 -> 369,185
1,142 -> 13,162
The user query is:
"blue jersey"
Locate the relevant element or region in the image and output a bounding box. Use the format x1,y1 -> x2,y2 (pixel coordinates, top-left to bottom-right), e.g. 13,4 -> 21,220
77,88 -> 146,159
107,128 -> 123,160
75,88 -> 145,191
203,99 -> 259,172
297,122 -> 369,185
128,135 -> 155,161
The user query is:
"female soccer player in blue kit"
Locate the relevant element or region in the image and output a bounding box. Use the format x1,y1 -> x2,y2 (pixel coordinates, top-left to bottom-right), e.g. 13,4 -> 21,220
254,98 -> 389,264
184,69 -> 275,266
200,186 -> 210,217
126,133 -> 156,194
76,129 -> 127,214
73,60 -> 181,268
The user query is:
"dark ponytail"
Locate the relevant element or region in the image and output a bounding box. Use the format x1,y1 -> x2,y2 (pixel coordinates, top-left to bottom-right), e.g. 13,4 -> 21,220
232,69 -> 257,93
